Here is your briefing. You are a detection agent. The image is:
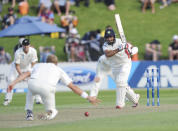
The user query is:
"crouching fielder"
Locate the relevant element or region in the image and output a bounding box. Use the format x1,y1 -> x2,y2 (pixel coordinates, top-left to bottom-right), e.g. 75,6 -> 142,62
101,28 -> 140,108
8,55 -> 100,120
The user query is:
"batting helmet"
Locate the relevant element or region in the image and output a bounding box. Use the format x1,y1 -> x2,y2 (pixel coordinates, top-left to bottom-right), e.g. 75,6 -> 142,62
104,29 -> 115,45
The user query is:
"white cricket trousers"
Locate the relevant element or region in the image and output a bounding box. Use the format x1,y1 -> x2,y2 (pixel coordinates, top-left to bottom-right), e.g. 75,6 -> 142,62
25,79 -> 56,112
112,62 -> 133,107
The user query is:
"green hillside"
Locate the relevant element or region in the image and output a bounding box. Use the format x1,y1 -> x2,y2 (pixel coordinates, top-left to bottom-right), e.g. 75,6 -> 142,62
0,0 -> 178,61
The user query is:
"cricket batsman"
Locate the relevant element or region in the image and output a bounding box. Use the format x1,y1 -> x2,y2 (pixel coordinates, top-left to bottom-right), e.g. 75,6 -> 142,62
100,28 -> 140,108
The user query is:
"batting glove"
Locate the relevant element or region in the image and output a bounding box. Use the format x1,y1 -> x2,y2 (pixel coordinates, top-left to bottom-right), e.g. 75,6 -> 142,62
118,44 -> 124,51
124,43 -> 132,55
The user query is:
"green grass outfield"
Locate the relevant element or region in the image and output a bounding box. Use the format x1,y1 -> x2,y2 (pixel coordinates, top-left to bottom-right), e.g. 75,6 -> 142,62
0,89 -> 178,131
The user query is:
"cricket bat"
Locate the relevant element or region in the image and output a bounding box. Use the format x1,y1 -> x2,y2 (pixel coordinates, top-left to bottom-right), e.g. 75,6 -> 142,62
115,14 -> 127,45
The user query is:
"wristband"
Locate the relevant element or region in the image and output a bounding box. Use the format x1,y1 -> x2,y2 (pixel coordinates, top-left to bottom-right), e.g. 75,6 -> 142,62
81,92 -> 89,99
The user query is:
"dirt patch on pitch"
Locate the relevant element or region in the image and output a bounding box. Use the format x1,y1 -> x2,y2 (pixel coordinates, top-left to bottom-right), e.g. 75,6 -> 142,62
0,104 -> 178,128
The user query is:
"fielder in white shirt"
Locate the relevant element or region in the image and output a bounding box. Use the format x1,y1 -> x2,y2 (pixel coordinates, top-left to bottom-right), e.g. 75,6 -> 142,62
3,39 -> 42,106
101,28 -> 140,108
8,55 -> 100,120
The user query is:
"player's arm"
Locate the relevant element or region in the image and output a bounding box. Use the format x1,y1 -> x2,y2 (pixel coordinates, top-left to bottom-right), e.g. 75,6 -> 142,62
104,43 -> 125,57
104,49 -> 120,57
31,62 -> 36,68
103,42 -> 123,57
15,64 -> 22,75
7,72 -> 31,92
61,69 -> 100,105
67,82 -> 100,105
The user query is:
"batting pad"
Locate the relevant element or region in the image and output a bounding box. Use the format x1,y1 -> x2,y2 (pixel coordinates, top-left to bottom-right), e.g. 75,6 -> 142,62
116,87 -> 126,107
126,86 -> 139,104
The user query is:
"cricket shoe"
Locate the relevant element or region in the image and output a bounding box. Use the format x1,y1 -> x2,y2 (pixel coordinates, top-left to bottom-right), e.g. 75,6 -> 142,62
38,109 -> 58,120
132,94 -> 140,108
3,99 -> 11,106
46,109 -> 58,120
116,104 -> 125,109
26,110 -> 34,121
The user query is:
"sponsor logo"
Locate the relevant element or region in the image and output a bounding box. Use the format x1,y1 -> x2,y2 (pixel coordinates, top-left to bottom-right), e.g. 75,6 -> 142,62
136,64 -> 178,88
64,67 -> 95,85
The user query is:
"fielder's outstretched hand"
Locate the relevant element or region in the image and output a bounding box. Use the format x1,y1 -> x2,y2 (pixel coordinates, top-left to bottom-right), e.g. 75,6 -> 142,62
87,96 -> 101,105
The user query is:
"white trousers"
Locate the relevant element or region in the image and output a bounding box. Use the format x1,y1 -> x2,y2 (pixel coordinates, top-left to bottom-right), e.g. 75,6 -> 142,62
112,62 -> 137,107
112,62 -> 131,87
25,79 -> 56,112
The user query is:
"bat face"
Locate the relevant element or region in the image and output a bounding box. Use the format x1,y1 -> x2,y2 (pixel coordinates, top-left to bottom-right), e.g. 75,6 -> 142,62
115,14 -> 127,45
120,34 -> 127,44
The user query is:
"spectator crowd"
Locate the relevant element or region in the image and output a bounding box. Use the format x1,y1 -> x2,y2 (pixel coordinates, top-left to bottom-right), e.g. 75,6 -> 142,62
0,0 -> 178,63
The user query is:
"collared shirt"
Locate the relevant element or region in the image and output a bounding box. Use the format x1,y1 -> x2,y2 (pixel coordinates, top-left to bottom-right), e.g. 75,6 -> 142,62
103,38 -> 131,70
30,63 -> 72,86
14,47 -> 38,70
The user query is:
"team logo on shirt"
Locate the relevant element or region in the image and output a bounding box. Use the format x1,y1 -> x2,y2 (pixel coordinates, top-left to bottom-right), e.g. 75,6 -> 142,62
63,67 -> 95,85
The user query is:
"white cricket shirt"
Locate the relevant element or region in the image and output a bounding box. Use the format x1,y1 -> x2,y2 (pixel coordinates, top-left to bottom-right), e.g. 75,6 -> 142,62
103,38 -> 131,70
14,47 -> 38,70
30,63 -> 72,86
